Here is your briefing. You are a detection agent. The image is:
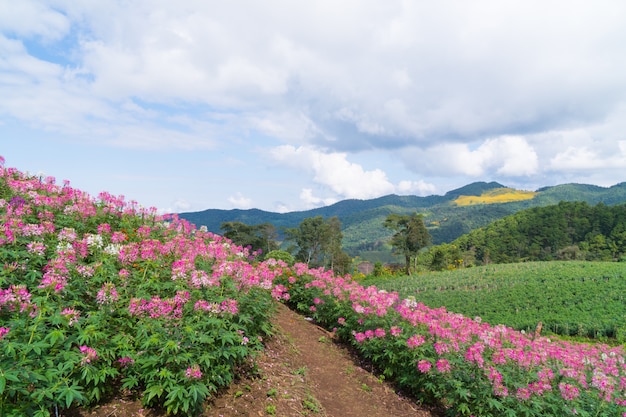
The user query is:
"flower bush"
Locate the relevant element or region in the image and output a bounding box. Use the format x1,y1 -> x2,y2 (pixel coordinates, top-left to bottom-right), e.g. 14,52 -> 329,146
0,159 -> 278,416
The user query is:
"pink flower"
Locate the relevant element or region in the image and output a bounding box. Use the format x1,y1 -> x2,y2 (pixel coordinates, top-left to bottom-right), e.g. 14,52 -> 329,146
0,327 -> 9,339
96,282 -> 119,304
111,231 -> 127,243
354,332 -> 367,343
27,241 -> 46,256
220,298 -> 238,315
185,365 -> 202,379
407,334 -> 425,349
97,223 -> 111,234
559,382 -> 580,401
79,346 -> 98,365
118,357 -> 135,368
436,359 -> 452,373
516,387 -> 531,401
390,326 -> 402,337
61,308 -> 80,326
417,360 -> 432,373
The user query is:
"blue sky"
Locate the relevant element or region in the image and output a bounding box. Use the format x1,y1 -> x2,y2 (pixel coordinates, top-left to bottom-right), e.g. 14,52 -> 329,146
2,1 -> 626,214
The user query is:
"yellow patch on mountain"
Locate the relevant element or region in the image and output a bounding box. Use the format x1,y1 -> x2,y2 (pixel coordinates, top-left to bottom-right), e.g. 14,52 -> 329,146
453,188 -> 537,206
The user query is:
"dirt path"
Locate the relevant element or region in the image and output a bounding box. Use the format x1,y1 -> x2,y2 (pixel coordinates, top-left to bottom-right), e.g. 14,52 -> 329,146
67,303 -> 438,417
261,303 -> 435,417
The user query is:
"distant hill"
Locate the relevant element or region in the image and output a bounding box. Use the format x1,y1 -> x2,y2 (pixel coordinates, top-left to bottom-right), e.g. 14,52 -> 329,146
178,181 -> 626,262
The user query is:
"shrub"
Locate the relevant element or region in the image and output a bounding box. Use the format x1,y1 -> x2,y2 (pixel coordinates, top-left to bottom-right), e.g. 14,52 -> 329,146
264,250 -> 295,266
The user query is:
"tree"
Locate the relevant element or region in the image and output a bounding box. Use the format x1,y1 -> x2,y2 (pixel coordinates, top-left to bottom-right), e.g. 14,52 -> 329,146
384,213 -> 431,274
285,216 -> 350,271
220,221 -> 279,255
286,216 -> 326,265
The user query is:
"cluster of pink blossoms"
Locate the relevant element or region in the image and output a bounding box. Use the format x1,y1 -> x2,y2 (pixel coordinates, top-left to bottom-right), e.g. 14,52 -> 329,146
96,282 -> 119,305
61,308 -> 80,326
26,241 -> 46,256
128,291 -> 190,319
79,346 -> 98,365
39,252 -> 75,293
185,365 -> 202,379
0,326 -> 9,339
0,284 -> 37,317
353,327 -> 388,343
117,357 -> 135,368
193,298 -> 239,315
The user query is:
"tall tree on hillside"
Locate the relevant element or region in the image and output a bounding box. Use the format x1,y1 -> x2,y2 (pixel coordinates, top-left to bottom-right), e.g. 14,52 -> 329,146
384,213 -> 431,274
322,216 -> 352,274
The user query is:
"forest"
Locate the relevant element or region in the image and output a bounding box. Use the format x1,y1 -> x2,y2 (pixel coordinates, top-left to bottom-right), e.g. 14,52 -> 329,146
445,201 -> 626,266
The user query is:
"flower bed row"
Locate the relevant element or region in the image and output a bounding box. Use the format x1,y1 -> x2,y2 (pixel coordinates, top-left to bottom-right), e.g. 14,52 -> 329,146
273,266 -> 626,417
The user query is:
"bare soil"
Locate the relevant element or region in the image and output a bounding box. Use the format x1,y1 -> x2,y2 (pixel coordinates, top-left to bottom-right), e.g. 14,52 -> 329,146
66,303 -> 439,417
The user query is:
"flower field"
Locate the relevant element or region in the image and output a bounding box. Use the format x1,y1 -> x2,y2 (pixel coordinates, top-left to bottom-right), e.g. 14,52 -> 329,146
1,156 -> 625,416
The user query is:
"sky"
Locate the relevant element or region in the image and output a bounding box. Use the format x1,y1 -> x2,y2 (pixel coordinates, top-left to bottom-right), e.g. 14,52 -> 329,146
1,1 -> 626,214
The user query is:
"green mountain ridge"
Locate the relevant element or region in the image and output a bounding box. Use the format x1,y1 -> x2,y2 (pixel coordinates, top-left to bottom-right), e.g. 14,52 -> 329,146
178,181 -> 626,262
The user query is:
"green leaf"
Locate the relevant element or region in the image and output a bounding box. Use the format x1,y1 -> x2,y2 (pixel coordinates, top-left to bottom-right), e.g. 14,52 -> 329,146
487,397 -> 504,411
59,384 -> 85,408
144,384 -> 164,405
457,403 -> 471,415
121,375 -> 139,391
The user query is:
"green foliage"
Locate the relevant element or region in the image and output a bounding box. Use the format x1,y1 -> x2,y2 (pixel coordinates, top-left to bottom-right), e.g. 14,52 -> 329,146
220,221 -> 279,256
365,261 -> 626,340
448,201 -> 626,265
285,216 -> 350,273
384,213 -> 431,274
264,250 -> 295,265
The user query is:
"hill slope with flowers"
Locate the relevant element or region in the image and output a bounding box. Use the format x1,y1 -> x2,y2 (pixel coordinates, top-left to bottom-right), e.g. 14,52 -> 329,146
1,157 -> 625,417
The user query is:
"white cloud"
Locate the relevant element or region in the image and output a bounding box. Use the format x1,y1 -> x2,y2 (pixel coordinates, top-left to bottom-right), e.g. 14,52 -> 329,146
403,136 -> 538,178
172,199 -> 191,212
228,192 -> 253,209
397,180 -> 437,196
0,1 -> 69,40
4,1 -> 626,153
269,145 -> 441,203
299,188 -> 337,208
269,145 -> 395,200
481,136 -> 539,177
550,141 -> 626,171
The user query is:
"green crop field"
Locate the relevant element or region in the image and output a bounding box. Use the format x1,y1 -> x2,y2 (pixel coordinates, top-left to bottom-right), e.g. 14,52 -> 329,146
364,261 -> 626,340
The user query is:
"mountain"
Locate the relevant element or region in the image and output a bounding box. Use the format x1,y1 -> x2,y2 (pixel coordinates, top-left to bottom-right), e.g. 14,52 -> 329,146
178,181 -> 626,262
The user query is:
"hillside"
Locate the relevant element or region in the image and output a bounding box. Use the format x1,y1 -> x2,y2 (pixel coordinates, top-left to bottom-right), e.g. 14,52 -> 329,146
179,181 -> 626,262
449,200 -> 626,264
